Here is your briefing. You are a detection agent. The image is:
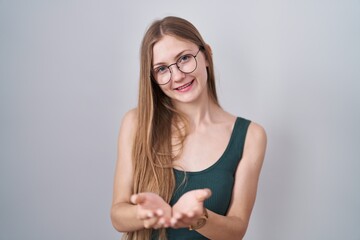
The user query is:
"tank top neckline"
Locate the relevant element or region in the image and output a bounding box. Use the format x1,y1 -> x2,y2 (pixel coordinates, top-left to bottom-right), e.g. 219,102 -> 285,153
173,117 -> 241,175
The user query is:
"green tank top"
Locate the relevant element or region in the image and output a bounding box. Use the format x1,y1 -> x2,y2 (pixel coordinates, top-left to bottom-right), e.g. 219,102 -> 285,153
164,117 -> 251,240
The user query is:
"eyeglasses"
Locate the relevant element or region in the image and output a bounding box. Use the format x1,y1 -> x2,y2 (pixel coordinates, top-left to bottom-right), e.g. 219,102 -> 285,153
152,48 -> 201,85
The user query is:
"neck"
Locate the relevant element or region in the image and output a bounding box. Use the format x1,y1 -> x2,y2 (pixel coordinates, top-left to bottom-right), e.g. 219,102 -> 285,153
173,94 -> 222,129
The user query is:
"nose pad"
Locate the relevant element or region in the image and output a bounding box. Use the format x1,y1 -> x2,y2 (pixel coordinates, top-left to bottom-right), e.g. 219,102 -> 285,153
169,65 -> 185,82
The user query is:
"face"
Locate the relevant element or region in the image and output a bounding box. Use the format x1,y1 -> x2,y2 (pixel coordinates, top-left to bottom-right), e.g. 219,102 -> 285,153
152,35 -> 208,105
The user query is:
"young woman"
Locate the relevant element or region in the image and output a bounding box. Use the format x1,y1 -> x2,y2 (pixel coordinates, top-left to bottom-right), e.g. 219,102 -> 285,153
111,16 -> 267,240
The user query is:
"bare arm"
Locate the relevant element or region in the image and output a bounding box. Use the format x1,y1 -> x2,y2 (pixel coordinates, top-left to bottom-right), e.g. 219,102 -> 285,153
110,109 -> 143,232
110,109 -> 171,232
171,122 -> 267,239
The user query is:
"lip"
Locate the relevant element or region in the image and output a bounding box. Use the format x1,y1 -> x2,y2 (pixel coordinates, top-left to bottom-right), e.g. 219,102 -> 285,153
173,79 -> 195,92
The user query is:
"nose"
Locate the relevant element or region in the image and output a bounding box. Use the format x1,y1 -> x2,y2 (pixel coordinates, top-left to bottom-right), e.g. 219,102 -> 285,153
169,64 -> 185,82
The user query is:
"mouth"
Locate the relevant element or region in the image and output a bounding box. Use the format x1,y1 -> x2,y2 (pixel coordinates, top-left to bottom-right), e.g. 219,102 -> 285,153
174,80 -> 195,91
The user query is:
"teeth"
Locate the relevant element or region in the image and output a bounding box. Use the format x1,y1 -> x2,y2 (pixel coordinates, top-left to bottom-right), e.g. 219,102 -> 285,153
177,81 -> 192,90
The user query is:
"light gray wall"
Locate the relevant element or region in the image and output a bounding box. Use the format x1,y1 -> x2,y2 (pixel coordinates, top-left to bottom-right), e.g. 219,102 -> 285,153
1,0 -> 359,239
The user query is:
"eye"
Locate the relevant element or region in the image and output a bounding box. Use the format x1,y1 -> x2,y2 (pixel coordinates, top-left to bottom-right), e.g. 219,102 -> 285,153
178,54 -> 191,63
155,66 -> 168,74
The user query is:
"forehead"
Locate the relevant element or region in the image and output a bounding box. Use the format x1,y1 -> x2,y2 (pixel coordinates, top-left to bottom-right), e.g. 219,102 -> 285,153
152,35 -> 197,64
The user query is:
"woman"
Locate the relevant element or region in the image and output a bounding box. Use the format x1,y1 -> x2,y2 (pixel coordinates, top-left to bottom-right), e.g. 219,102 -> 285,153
111,16 -> 267,240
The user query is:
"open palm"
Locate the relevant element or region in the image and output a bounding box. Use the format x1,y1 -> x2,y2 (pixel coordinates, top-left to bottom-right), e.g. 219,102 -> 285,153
171,188 -> 212,228
131,192 -> 172,228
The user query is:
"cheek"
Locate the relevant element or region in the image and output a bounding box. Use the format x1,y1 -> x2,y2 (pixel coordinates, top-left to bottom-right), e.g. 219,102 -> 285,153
197,64 -> 208,82
159,84 -> 172,96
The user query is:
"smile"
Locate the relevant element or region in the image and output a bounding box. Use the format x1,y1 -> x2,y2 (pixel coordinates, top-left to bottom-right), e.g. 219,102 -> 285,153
174,80 -> 195,91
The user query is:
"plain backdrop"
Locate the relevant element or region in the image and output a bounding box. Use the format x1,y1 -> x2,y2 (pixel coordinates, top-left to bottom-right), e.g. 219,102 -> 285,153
1,0 -> 359,239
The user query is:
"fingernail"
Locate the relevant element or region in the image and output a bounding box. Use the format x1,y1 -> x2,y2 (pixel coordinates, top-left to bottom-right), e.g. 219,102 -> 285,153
156,209 -> 164,216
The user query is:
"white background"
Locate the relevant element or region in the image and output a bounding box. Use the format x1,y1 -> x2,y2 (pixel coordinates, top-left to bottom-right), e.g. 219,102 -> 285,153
1,0 -> 359,239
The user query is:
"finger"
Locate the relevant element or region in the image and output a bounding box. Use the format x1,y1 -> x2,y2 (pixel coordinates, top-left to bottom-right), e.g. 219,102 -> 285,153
143,217 -> 158,229
173,212 -> 182,220
186,211 -> 195,218
137,210 -> 153,220
155,208 -> 164,217
130,194 -> 137,204
171,218 -> 187,229
157,217 -> 166,227
130,194 -> 146,204
171,211 -> 191,228
154,217 -> 169,229
146,211 -> 154,218
196,188 -> 212,201
204,188 -> 212,197
178,213 -> 194,224
170,217 -> 178,227
163,220 -> 170,228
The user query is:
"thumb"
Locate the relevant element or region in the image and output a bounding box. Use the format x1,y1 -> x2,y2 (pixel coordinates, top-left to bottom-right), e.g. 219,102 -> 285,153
196,188 -> 212,201
130,193 -> 146,205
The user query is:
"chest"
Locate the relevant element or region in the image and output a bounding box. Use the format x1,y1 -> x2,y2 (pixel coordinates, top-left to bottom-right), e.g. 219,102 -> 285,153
170,168 -> 236,215
172,125 -> 233,172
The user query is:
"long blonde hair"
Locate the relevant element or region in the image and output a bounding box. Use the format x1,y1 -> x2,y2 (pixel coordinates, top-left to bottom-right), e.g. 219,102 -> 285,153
126,16 -> 219,240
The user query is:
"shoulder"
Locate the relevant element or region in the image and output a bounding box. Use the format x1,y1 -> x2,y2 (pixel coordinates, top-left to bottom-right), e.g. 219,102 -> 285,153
243,121 -> 267,165
247,122 -> 267,144
118,108 -> 138,140
121,108 -> 138,126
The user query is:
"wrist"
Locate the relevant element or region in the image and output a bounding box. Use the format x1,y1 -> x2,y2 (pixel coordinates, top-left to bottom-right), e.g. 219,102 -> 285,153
189,208 -> 208,231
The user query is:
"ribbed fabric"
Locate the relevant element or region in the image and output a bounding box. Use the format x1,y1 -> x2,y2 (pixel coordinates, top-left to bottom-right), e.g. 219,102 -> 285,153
160,117 -> 251,240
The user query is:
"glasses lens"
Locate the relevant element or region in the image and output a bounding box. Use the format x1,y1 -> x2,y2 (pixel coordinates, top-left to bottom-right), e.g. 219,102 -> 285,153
153,67 -> 171,85
178,54 -> 197,73
152,52 -> 198,85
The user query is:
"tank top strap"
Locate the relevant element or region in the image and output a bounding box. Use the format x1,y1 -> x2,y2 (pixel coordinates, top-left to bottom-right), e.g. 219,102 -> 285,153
216,117 -> 251,172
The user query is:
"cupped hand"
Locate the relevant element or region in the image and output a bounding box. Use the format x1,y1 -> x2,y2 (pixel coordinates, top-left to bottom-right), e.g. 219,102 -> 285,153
170,188 -> 212,228
131,192 -> 172,229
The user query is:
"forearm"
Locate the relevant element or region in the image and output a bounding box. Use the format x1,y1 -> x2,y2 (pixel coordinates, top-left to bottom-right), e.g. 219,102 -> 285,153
197,210 -> 248,240
110,202 -> 144,232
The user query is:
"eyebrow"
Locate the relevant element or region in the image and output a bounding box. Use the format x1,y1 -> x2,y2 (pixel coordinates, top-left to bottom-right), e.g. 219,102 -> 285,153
153,49 -> 193,67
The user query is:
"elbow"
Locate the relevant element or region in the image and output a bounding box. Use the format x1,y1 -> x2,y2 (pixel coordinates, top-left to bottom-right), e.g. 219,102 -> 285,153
110,208 -> 122,232
239,231 -> 247,240
238,222 -> 249,240
231,227 -> 247,240
110,206 -> 127,233
230,217 -> 248,240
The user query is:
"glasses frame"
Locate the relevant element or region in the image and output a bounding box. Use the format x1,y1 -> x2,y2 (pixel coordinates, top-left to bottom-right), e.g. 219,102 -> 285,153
152,48 -> 202,85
